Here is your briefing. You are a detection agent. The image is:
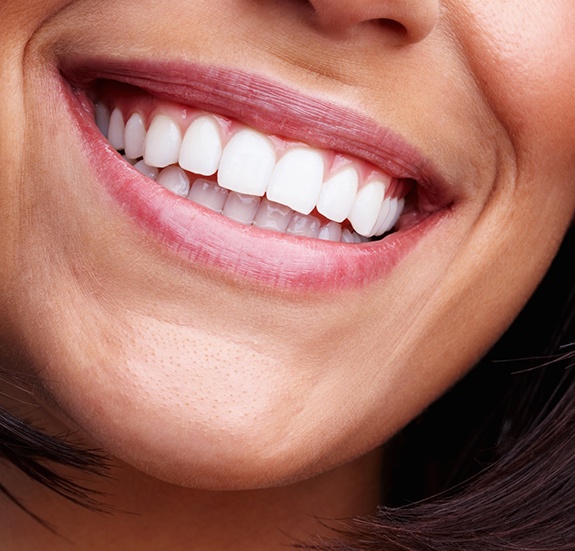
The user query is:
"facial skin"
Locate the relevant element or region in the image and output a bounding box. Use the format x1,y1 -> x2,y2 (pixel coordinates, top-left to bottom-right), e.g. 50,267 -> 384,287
1,0 -> 575,548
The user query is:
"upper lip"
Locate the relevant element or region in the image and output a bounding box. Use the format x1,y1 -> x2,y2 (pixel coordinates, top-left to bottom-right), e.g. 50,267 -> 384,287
60,56 -> 453,211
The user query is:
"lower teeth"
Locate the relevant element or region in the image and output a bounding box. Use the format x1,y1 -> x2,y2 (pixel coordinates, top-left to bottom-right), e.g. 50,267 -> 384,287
126,154 -> 372,243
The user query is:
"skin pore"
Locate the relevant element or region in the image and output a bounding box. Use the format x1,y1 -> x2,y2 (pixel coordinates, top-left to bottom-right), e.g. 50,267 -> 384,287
2,0 -> 575,549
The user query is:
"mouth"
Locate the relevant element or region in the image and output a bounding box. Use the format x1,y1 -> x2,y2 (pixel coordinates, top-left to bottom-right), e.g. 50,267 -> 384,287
59,59 -> 452,290
95,79 -> 411,243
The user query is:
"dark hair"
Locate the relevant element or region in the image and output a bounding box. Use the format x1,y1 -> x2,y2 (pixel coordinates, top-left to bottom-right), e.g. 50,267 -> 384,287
298,223 -> 575,550
2,226 -> 575,548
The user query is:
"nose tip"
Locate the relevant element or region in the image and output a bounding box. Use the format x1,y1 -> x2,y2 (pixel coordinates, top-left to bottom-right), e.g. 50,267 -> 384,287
307,0 -> 439,44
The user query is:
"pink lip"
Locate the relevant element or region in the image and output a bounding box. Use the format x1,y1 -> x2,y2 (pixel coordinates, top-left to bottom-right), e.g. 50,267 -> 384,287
58,59 -> 450,290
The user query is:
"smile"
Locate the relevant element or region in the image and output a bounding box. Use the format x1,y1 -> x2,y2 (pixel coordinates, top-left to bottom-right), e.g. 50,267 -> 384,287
60,60 -> 452,289
95,83 -> 409,243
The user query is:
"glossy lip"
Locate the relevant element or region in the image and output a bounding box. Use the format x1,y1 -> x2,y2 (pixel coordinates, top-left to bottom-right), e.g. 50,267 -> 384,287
58,58 -> 453,290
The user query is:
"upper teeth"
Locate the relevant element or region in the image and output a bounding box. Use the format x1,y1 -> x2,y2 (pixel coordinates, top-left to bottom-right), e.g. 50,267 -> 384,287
97,104 -> 407,242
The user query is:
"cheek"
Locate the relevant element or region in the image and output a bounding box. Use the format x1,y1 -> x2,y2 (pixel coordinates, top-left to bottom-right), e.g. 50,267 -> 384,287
1,1 -> 75,35
458,0 -> 575,153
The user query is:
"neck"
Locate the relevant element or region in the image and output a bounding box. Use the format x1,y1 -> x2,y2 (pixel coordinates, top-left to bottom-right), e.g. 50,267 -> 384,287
2,448 -> 384,550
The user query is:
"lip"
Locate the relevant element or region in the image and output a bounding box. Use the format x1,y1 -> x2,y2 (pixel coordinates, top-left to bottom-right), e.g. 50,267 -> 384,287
57,58 -> 452,290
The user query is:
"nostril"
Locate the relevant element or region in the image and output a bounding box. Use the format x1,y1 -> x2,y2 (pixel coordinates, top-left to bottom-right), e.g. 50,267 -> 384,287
304,0 -> 439,45
376,18 -> 408,41
379,18 -> 406,34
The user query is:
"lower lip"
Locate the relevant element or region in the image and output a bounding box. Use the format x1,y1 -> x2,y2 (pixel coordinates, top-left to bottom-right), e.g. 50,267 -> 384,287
61,74 -> 440,291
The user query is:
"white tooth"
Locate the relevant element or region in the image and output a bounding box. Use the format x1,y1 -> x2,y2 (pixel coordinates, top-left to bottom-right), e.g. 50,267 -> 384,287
95,103 -> 110,138
253,199 -> 293,232
188,179 -> 228,212
124,113 -> 146,160
370,197 -> 392,237
348,180 -> 386,237
267,148 -> 324,215
108,108 -> 125,150
157,166 -> 190,198
122,155 -> 138,166
391,197 -> 405,227
318,221 -> 343,242
133,160 -> 159,181
353,232 -> 363,243
341,229 -> 355,243
179,116 -> 223,176
222,192 -> 261,225
374,197 -> 404,236
144,115 -> 182,168
373,197 -> 399,237
218,129 -> 276,196
316,167 -> 358,223
286,213 -> 321,238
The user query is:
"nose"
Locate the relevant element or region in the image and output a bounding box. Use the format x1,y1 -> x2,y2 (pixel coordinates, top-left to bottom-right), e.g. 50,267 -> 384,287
307,0 -> 439,44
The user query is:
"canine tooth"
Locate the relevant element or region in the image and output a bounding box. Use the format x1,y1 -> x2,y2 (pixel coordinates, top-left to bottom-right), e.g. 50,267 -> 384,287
222,192 -> 261,225
317,167 -> 358,223
286,213 -> 321,238
318,221 -> 343,242
144,115 -> 182,168
218,129 -> 276,196
108,108 -> 125,150
179,116 -> 222,176
124,113 -> 146,160
188,179 -> 228,212
133,160 -> 159,180
267,148 -> 324,215
95,103 -> 110,138
157,166 -> 190,198
341,229 -> 355,243
348,180 -> 386,237
253,199 -> 293,232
